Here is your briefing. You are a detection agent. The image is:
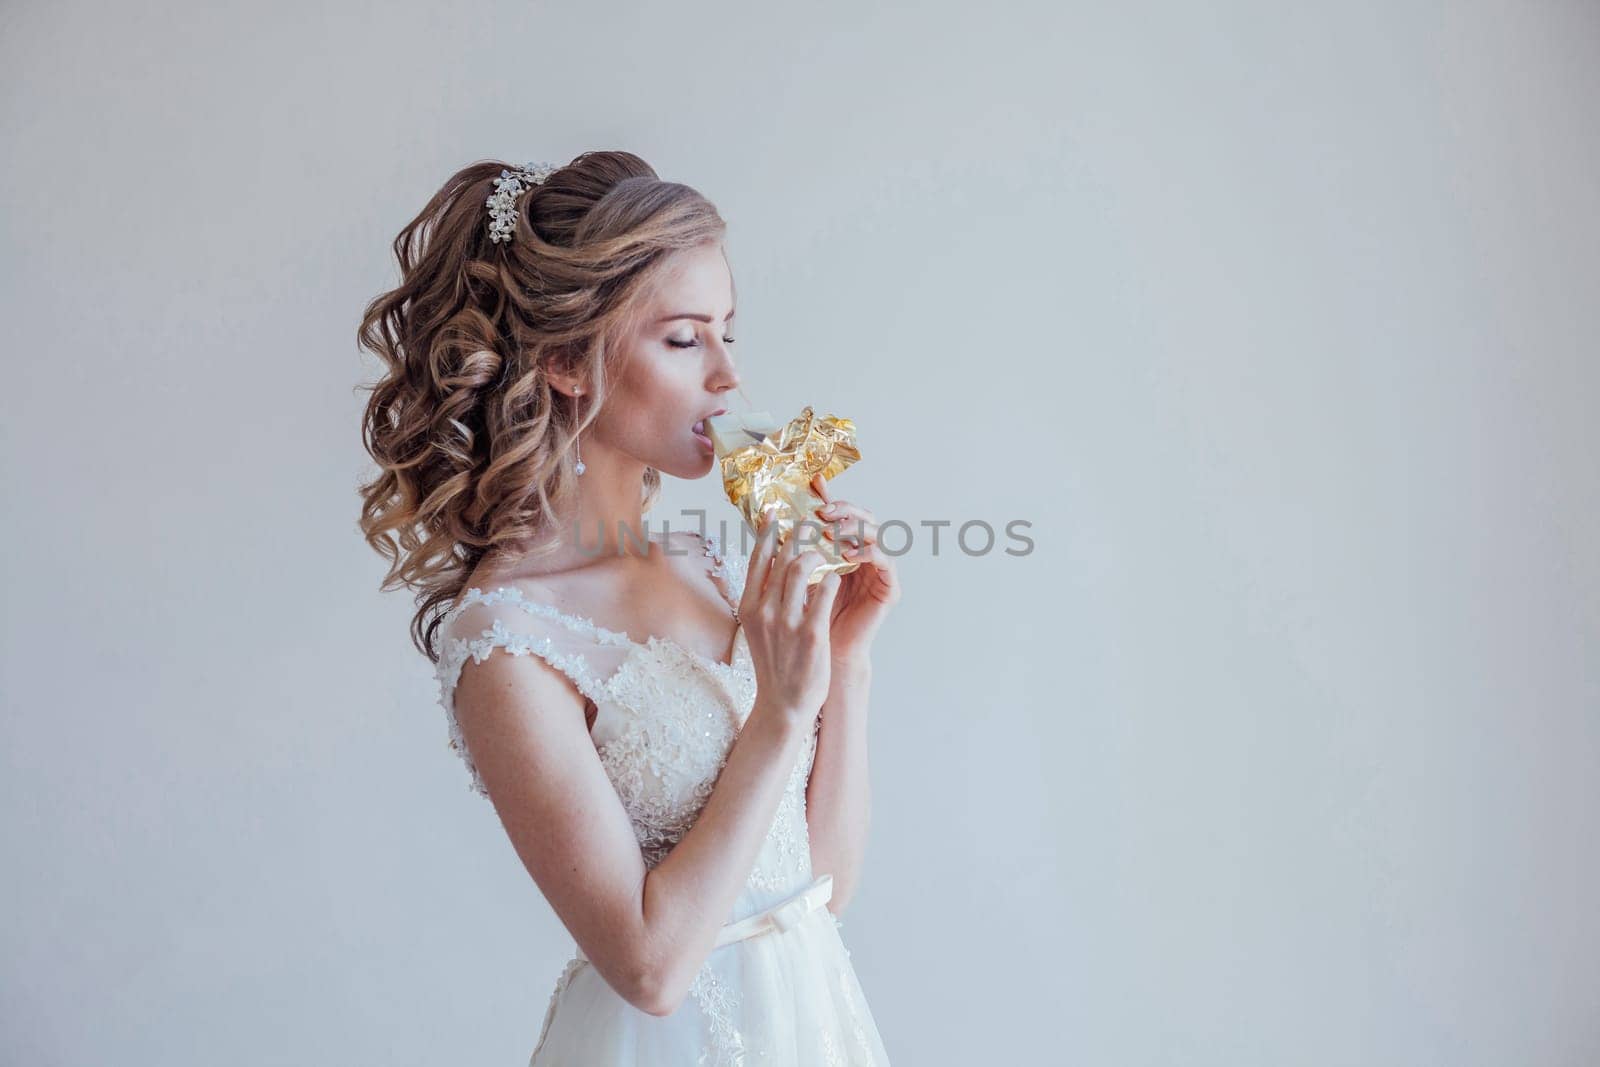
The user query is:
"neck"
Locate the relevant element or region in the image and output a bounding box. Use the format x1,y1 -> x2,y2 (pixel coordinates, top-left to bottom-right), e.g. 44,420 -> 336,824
470,440 -> 661,583
563,439 -> 652,563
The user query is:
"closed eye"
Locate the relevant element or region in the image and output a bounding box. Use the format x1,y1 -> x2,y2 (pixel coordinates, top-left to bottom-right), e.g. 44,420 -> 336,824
667,337 -> 736,349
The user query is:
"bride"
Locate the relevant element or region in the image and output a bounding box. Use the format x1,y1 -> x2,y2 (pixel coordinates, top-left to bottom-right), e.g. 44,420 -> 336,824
357,151 -> 899,1064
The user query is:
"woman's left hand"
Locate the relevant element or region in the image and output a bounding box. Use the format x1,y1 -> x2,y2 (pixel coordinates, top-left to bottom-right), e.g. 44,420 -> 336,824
806,472 -> 900,665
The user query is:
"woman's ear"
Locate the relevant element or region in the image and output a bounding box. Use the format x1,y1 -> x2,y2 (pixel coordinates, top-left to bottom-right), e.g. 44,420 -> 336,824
542,342 -> 589,399
543,366 -> 584,399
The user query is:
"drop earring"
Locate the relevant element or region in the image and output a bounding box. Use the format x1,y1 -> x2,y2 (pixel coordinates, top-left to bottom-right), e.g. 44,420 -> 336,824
573,388 -> 586,475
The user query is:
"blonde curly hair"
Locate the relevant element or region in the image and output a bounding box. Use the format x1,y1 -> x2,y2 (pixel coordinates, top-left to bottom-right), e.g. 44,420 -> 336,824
356,151 -> 728,662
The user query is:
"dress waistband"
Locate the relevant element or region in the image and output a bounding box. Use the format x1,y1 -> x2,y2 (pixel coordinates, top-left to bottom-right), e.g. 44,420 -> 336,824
574,873 -> 833,963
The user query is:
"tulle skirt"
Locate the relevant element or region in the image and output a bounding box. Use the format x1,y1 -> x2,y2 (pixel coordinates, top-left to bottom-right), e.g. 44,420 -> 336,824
528,874 -> 891,1065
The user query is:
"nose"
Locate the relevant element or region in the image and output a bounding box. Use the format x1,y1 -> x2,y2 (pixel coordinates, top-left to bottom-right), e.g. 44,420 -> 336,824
709,338 -> 740,392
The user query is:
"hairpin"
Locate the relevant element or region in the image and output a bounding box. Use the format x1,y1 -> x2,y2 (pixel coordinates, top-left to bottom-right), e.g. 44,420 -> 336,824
485,161 -> 558,244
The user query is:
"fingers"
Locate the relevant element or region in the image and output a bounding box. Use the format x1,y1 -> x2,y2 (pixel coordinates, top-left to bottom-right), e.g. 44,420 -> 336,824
744,516 -> 780,611
840,540 -> 901,603
814,501 -> 878,549
750,519 -> 849,625
806,571 -> 842,632
842,538 -> 889,572
760,524 -> 800,618
782,551 -> 816,624
815,499 -> 876,527
812,476 -> 883,550
781,545 -> 825,627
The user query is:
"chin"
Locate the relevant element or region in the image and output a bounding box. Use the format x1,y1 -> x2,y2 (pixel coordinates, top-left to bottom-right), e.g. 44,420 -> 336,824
656,451 -> 717,480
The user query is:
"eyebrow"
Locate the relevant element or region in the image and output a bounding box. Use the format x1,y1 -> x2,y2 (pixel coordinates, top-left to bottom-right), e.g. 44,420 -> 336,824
654,309 -> 735,324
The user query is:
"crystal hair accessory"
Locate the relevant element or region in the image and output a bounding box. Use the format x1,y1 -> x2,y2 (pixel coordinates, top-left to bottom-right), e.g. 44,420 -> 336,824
485,161 -> 559,244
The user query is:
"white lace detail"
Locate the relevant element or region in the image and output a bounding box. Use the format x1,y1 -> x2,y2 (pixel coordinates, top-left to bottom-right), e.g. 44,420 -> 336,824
746,722 -> 818,892
434,612 -> 608,797
431,530 -> 805,880
701,530 -> 747,599
689,961 -> 747,1066
433,532 -> 746,797
591,645 -> 746,867
433,529 -> 842,1063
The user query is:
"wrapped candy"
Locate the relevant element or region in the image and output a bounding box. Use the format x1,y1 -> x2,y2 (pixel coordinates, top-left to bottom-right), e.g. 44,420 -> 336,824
705,405 -> 863,585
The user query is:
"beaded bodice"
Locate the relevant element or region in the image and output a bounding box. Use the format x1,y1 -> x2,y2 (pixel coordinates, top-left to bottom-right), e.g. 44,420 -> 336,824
434,530 -> 818,893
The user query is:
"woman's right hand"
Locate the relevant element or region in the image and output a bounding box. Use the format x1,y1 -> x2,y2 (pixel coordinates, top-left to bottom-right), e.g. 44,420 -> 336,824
739,518 -> 843,730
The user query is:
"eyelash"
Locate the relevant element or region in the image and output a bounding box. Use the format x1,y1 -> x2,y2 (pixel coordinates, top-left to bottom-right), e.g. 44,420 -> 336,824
668,337 -> 736,349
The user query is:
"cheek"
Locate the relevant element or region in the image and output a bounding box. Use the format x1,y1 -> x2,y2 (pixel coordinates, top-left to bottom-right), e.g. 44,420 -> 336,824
610,357 -> 696,429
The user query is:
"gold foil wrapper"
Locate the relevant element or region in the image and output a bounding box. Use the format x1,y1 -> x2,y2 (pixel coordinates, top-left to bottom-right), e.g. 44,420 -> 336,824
706,405 -> 863,585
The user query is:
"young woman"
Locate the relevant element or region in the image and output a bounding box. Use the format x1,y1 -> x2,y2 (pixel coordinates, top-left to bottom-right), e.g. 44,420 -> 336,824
357,152 -> 899,1064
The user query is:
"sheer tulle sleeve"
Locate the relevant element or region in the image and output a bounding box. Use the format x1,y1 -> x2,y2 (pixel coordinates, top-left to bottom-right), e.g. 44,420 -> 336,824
434,588 -> 633,797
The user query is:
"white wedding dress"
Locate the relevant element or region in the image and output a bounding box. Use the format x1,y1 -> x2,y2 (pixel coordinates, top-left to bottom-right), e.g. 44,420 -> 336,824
435,529 -> 892,1065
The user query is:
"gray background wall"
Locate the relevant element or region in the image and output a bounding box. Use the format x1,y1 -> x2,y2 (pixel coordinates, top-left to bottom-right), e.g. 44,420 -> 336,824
3,1 -> 1597,1063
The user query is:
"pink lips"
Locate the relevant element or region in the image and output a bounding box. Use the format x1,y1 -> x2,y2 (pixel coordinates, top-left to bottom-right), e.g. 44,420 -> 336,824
692,408 -> 726,450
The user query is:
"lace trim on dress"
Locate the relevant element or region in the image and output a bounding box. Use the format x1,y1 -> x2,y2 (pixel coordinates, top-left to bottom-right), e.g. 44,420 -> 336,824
430,528 -> 861,1063
689,961 -> 748,1066
459,537 -> 747,675
434,614 -> 614,797
431,530 -> 750,800
745,738 -> 816,892
700,531 -> 749,611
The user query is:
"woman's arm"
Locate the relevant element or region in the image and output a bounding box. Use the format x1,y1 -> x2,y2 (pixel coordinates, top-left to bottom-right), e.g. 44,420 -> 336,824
640,704 -> 810,1007
804,654 -> 874,915
801,473 -> 899,918
453,654 -> 658,1008
455,643 -> 811,1018
451,531 -> 839,1018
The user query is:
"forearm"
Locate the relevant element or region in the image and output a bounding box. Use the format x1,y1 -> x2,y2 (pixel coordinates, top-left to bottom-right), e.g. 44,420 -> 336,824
638,705 -> 809,1014
805,656 -> 874,915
